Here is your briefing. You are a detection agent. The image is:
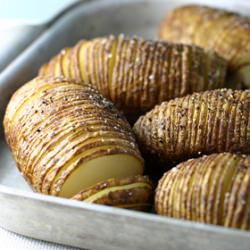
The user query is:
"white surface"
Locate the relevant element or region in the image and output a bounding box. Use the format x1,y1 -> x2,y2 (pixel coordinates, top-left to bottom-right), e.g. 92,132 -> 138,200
0,0 -> 79,25
0,0 -> 80,72
0,227 -> 81,250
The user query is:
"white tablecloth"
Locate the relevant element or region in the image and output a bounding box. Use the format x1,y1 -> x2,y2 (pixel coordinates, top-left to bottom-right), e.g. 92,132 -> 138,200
0,227 -> 82,250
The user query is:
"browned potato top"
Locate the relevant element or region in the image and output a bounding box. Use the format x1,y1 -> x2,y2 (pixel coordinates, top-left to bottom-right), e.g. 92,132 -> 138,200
159,5 -> 250,86
134,89 -> 250,165
155,153 -> 250,230
72,175 -> 153,210
159,5 -> 250,70
39,35 -> 226,114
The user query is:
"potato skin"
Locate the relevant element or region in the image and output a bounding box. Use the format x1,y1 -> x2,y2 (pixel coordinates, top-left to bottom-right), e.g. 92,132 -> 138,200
72,175 -> 153,211
159,5 -> 250,85
133,89 -> 250,165
39,35 -> 226,114
4,76 -> 143,195
155,153 -> 250,230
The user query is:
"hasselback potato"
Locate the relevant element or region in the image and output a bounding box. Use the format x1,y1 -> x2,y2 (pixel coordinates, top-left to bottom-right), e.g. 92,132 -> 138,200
72,175 -> 153,210
4,76 -> 143,198
133,89 -> 250,165
159,5 -> 250,87
39,35 -> 226,114
155,153 -> 250,230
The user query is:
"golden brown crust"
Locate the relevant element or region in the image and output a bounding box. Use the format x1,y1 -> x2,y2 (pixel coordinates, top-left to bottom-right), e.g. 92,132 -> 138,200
3,76 -> 143,195
72,175 -> 153,210
133,89 -> 250,165
159,5 -> 250,86
155,153 -> 250,230
39,35 -> 226,114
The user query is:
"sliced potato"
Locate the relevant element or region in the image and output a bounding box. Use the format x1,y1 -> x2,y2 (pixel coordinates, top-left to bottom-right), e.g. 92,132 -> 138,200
155,153 -> 250,230
72,175 -> 153,211
39,35 -> 226,114
133,89 -> 250,165
159,5 -> 250,87
4,77 -> 143,198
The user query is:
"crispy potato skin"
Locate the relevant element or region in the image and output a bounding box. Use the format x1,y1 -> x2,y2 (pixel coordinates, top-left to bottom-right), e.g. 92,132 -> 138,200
133,89 -> 250,165
72,175 -> 153,210
3,76 -> 143,195
159,5 -> 250,84
39,35 -> 226,114
155,153 -> 250,230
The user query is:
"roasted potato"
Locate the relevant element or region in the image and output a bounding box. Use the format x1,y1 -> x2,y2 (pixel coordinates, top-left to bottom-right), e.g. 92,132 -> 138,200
159,5 -> 250,87
4,76 -> 143,198
39,35 -> 226,114
133,89 -> 250,166
155,153 -> 250,230
72,175 -> 153,211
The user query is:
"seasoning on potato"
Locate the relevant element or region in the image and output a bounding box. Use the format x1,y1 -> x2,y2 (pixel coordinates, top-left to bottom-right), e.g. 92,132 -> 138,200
72,175 -> 153,211
133,89 -> 250,165
159,5 -> 250,87
4,76 -> 144,198
39,35 -> 226,114
155,153 -> 250,230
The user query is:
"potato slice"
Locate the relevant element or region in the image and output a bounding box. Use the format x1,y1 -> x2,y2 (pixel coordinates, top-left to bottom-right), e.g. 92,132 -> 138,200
155,153 -> 250,230
72,175 -> 153,211
34,135 -> 139,194
134,89 -> 250,166
39,35 -> 226,114
42,142 -> 141,196
159,5 -> 250,87
4,77 -> 143,198
57,154 -> 143,198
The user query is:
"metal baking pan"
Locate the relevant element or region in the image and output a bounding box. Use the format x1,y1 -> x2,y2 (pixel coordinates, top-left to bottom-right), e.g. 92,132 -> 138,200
0,0 -> 250,249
